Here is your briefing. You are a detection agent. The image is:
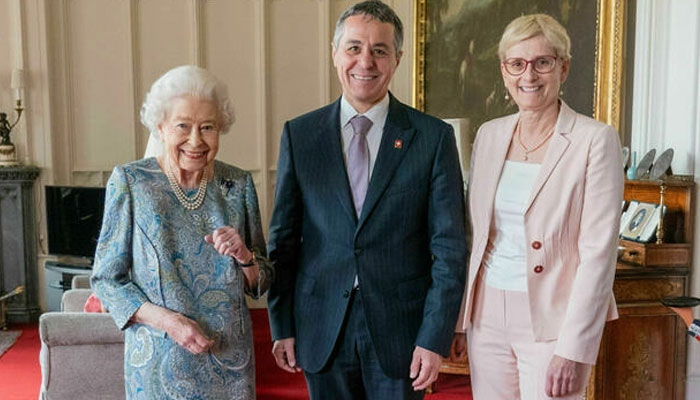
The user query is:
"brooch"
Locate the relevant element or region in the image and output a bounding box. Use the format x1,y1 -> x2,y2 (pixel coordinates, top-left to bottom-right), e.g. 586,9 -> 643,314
220,178 -> 234,196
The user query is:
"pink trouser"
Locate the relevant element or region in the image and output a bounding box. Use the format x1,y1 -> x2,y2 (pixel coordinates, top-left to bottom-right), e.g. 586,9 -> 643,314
467,273 -> 590,400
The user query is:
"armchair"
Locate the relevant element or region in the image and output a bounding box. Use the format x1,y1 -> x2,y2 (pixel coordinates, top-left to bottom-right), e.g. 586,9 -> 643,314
39,275 -> 125,399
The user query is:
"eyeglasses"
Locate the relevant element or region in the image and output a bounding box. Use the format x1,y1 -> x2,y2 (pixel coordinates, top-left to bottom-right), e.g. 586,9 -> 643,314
502,56 -> 559,76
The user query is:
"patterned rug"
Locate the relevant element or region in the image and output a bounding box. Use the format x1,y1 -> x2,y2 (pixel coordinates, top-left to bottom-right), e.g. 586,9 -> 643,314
0,330 -> 21,357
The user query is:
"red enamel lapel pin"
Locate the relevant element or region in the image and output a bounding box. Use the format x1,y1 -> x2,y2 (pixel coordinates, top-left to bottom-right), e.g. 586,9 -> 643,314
394,139 -> 403,149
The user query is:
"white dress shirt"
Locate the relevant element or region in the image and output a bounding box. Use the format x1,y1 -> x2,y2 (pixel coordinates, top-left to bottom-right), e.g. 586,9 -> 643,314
339,94 -> 389,179
340,94 -> 389,288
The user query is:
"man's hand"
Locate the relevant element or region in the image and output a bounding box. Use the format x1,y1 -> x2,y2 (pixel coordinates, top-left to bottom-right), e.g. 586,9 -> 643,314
545,354 -> 588,397
449,333 -> 467,362
272,337 -> 302,373
410,346 -> 442,391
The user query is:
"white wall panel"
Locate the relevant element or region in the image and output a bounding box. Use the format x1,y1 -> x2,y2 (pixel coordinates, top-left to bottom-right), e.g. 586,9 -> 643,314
0,1 -> 16,116
136,0 -> 193,154
329,0 -> 355,101
268,0 -> 326,164
387,0 -> 414,106
66,0 -> 135,170
203,1 -> 260,170
22,0 -> 52,170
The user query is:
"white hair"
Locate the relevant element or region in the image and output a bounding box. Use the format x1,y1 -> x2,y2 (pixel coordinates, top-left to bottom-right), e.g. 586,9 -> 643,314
140,65 -> 234,139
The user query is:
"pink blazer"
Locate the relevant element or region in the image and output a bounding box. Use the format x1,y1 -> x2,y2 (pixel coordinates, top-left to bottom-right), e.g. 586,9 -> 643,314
461,101 -> 623,364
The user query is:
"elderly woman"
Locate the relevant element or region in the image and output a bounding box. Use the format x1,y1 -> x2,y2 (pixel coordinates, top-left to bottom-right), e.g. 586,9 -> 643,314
91,65 -> 272,399
451,14 -> 623,399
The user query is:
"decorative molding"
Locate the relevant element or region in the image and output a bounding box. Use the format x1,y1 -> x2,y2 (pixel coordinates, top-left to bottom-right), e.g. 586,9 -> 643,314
128,0 -> 142,159
33,0 -> 55,171
254,0 -> 269,225
9,0 -> 25,70
593,0 -> 626,133
630,0 -> 653,156
10,0 -> 29,163
411,0 -> 425,110
0,187 -> 19,200
319,0 -> 330,104
696,1 -> 700,176
695,4 -> 700,177
190,0 -> 204,66
60,0 -> 77,183
0,166 -> 40,182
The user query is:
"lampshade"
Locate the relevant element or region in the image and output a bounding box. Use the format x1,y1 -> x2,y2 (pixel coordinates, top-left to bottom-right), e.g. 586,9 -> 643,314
11,69 -> 24,89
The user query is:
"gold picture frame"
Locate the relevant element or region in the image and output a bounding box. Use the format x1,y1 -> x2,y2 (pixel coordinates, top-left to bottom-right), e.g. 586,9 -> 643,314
412,0 -> 627,134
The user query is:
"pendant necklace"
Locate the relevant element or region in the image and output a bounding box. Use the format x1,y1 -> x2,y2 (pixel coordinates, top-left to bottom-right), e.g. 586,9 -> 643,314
517,121 -> 555,161
166,160 -> 208,210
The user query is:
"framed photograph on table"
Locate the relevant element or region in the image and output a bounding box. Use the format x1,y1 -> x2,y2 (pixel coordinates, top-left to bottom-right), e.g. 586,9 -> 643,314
638,204 -> 667,243
620,200 -> 639,237
412,0 -> 627,147
620,202 -> 658,242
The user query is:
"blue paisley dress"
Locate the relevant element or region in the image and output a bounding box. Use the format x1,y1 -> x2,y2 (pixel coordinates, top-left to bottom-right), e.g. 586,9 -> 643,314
91,157 -> 272,399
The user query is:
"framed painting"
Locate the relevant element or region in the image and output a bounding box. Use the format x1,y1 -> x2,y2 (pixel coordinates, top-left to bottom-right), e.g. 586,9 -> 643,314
412,0 -> 627,147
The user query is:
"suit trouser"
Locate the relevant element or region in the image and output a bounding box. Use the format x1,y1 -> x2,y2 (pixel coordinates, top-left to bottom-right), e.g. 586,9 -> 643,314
467,271 -> 590,400
304,290 -> 424,400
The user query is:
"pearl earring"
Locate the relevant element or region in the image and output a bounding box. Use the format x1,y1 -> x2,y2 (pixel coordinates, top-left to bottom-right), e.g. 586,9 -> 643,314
505,91 -> 510,101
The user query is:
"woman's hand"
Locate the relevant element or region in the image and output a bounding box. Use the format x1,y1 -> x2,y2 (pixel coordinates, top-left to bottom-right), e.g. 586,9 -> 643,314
205,226 -> 253,264
132,303 -> 214,354
163,312 -> 215,354
205,226 -> 259,289
545,354 -> 588,397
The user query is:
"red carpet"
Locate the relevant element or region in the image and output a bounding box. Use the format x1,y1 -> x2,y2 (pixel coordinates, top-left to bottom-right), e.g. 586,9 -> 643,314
0,312 -> 471,399
0,324 -> 41,400
250,309 -> 472,399
252,309 -> 310,399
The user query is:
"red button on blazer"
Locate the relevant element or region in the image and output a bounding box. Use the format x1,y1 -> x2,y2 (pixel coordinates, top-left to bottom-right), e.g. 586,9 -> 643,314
534,265 -> 544,273
532,241 -> 542,249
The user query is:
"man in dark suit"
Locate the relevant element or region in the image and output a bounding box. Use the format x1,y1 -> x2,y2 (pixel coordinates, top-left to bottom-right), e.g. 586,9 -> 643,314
267,1 -> 467,398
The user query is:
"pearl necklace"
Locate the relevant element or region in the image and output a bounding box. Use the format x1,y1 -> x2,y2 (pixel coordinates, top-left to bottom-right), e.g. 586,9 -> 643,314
166,165 -> 208,210
517,121 -> 555,161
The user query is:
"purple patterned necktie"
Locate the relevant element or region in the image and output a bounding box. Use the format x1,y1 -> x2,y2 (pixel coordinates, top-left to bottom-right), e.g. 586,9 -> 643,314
347,115 -> 373,216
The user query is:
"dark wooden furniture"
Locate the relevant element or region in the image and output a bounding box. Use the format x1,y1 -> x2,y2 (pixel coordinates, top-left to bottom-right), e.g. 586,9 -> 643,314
588,177 -> 694,400
0,166 -> 40,324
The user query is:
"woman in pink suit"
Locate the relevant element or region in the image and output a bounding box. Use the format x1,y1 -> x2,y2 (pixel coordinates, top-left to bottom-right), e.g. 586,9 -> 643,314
451,14 -> 623,399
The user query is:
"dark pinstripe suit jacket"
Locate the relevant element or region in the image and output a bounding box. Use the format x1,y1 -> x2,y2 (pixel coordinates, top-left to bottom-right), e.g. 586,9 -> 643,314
267,94 -> 467,378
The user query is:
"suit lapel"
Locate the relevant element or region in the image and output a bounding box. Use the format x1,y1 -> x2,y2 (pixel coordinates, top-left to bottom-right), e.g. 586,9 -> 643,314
356,96 -> 415,230
315,99 -> 357,223
480,114 -> 518,228
523,102 -> 575,214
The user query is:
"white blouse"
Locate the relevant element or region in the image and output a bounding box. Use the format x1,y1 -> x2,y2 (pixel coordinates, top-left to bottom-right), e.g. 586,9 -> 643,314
483,161 -> 541,292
